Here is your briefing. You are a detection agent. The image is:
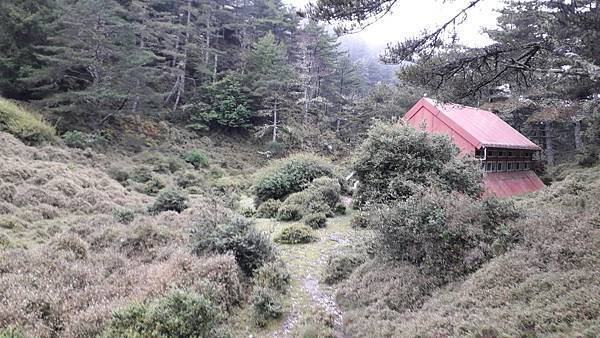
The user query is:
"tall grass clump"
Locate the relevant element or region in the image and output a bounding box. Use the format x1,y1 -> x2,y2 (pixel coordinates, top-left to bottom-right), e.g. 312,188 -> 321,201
252,154 -> 335,205
0,97 -> 56,145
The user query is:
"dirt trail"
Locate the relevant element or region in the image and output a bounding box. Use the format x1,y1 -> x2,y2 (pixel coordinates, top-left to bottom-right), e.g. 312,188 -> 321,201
255,214 -> 355,338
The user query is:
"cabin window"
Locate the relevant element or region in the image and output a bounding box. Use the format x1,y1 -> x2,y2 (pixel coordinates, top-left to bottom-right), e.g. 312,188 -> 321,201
498,151 -> 503,157
508,151 -> 513,157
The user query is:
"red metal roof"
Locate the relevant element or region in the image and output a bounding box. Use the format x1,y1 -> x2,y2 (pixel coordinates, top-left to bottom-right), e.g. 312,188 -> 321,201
405,98 -> 542,150
483,171 -> 546,197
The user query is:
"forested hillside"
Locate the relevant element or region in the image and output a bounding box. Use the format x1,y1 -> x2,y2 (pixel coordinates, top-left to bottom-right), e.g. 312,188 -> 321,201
0,0 -> 599,337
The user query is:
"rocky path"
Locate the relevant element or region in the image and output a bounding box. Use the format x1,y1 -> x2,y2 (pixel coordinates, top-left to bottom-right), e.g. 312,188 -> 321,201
255,214 -> 355,338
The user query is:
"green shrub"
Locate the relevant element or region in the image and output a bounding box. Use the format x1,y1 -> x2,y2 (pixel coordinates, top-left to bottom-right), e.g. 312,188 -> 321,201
175,170 -> 205,189
295,307 -> 336,338
54,234 -> 89,259
137,151 -> 185,173
104,289 -> 227,338
277,177 -> 342,220
265,141 -> 286,157
250,286 -> 284,327
352,122 -> 483,206
0,97 -> 56,145
184,149 -> 209,169
255,199 -> 281,218
62,130 -> 105,149
274,224 -> 316,244
374,190 -> 520,278
576,148 -> 599,167
0,326 -> 26,338
192,217 -> 275,276
253,260 -> 291,294
108,166 -> 129,183
304,213 -> 327,229
112,208 -> 135,224
130,165 -> 153,183
149,189 -> 188,214
119,223 -> 175,258
140,176 -> 165,195
0,183 -> 16,202
334,202 -> 346,215
276,204 -> 302,221
189,75 -> 252,129
323,253 -> 365,284
253,154 -> 335,204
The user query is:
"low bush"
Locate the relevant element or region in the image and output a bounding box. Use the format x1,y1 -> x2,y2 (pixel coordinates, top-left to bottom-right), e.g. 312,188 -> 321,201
184,149 -> 209,169
137,151 -> 185,173
0,327 -> 26,338
107,166 -> 129,183
274,225 -> 316,244
333,202 -> 346,215
175,170 -> 205,189
149,189 -> 188,214
335,259 -> 439,337
53,234 -> 89,259
139,176 -> 165,195
294,306 -> 336,338
304,213 -> 327,229
192,217 -> 275,276
252,260 -> 291,295
120,223 -> 177,259
129,166 -> 153,183
253,154 -> 335,204
250,260 -> 290,327
250,286 -> 284,327
62,130 -> 105,149
276,204 -> 302,221
374,189 -> 520,278
255,199 -> 281,218
352,122 -> 483,206
112,208 -> 135,224
323,253 -> 365,284
350,211 -> 371,229
0,97 -> 56,145
0,183 -> 16,202
278,177 -> 342,220
103,288 -> 227,338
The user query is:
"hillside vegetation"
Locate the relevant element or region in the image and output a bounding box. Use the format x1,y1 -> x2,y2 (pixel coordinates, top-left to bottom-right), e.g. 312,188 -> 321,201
1,0 -> 599,337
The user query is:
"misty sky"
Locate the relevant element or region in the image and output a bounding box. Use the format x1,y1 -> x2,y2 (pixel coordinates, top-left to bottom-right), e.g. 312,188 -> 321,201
285,0 -> 506,52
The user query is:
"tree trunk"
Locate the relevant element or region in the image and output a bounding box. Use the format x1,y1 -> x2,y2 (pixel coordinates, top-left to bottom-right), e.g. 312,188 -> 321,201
272,101 -> 278,143
544,121 -> 555,166
213,53 -> 218,84
172,2 -> 192,113
205,10 -> 211,65
574,119 -> 583,151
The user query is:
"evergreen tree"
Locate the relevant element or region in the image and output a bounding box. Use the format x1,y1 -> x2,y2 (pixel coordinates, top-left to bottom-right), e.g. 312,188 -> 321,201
247,32 -> 295,142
